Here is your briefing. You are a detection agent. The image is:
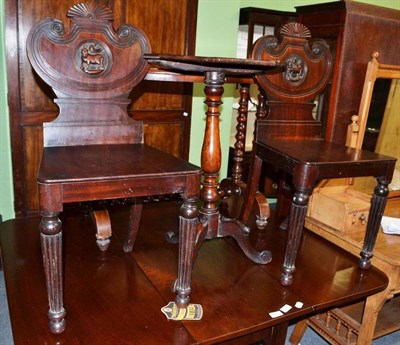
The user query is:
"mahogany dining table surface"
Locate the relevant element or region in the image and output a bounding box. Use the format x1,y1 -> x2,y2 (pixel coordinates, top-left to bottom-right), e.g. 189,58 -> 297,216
0,200 -> 388,345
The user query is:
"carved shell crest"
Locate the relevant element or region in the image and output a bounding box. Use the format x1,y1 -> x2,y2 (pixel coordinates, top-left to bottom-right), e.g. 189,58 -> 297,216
280,22 -> 311,39
67,2 -> 114,20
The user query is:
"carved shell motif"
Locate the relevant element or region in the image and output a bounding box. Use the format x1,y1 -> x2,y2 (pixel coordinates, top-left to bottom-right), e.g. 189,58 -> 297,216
67,2 -> 114,20
280,22 -> 311,39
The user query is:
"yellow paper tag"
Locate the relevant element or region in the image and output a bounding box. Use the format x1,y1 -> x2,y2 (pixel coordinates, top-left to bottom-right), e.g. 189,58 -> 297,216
161,301 -> 203,321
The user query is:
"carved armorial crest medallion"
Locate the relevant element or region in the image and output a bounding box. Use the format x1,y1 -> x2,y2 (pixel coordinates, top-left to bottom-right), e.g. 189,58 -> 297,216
251,22 -> 333,103
69,2 -> 113,77
75,40 -> 111,76
284,54 -> 306,85
280,23 -> 311,86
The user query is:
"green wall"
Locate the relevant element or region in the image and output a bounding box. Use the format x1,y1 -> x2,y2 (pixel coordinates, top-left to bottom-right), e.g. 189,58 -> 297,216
0,0 -> 399,220
0,0 -> 14,221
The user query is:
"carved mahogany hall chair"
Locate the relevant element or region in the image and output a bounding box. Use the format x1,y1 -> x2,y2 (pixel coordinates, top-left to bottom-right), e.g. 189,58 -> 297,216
240,23 -> 396,286
26,2 -> 201,333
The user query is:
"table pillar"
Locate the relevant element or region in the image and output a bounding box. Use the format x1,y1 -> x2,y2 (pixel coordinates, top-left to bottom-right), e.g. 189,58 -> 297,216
200,71 -> 224,237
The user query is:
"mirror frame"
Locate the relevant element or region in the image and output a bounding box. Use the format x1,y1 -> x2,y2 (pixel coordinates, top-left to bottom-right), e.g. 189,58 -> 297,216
355,51 -> 400,196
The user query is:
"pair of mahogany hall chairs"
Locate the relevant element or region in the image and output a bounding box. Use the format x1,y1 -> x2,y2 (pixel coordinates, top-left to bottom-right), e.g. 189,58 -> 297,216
27,2 -> 396,334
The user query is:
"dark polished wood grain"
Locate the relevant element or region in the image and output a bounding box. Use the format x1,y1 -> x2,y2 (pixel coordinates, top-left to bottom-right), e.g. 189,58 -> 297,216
141,54 -> 282,286
25,8 -> 353,335
0,211 -> 196,344
38,144 -> 199,184
245,138 -> 396,286
240,21 -> 397,288
26,4 -> 202,334
145,53 -> 283,74
140,22 -> 396,306
0,200 -> 388,344
297,1 -> 400,145
5,0 -> 198,216
256,140 -> 396,179
18,5 -> 396,340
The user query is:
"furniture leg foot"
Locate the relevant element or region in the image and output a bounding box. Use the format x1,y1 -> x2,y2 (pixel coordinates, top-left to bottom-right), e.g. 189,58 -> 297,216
48,309 -> 67,334
165,230 -> 179,244
280,268 -> 294,286
92,210 -> 112,251
281,189 -> 308,286
279,217 -> 288,231
256,213 -> 268,229
359,254 -> 372,269
96,238 -> 110,251
251,191 -> 271,230
174,198 -> 198,307
220,216 -> 272,264
40,214 -> 66,333
219,175 -> 270,231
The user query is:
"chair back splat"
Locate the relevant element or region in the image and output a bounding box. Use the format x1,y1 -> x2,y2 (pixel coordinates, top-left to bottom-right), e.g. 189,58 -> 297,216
27,2 -> 151,147
252,22 -> 333,140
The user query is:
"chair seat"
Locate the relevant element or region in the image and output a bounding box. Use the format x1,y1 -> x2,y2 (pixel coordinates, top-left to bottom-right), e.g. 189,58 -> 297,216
38,144 -> 201,183
246,137 -> 396,286
27,4 -> 203,334
38,144 -> 201,204
255,139 -> 396,181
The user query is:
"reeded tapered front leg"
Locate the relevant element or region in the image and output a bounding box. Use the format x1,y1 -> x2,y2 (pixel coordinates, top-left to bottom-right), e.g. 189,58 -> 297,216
40,214 -> 66,334
281,189 -> 309,286
359,178 -> 389,269
174,198 -> 199,307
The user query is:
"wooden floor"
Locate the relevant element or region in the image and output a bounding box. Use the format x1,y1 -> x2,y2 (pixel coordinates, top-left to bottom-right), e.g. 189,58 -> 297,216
0,200 -> 388,344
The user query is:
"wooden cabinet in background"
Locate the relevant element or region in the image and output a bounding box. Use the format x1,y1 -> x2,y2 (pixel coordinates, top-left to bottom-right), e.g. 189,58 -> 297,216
5,0 -> 198,216
235,2 -> 400,147
237,7 -> 297,58
231,8 -> 297,197
296,0 -> 400,144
